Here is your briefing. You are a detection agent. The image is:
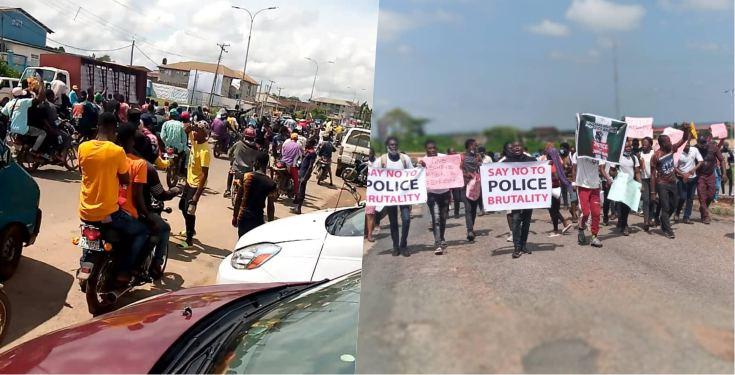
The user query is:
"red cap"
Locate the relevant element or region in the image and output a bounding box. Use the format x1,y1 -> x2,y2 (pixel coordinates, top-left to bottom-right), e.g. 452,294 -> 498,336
180,112 -> 191,122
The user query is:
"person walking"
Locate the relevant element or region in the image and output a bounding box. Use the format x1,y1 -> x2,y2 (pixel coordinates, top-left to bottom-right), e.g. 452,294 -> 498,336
292,139 -> 318,214
560,143 -> 579,222
614,139 -> 641,235
674,142 -> 702,224
504,140 -> 537,258
651,126 -> 690,237
178,121 -> 211,247
374,137 -> 413,257
694,134 -> 725,224
420,140 -> 451,255
460,139 -> 482,242
573,151 -> 612,247
638,137 -> 658,231
722,142 -> 734,196
232,152 -> 277,237
544,144 -> 574,237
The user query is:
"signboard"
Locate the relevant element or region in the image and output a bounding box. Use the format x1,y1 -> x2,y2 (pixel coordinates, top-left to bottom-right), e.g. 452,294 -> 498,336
662,127 -> 687,164
607,172 -> 641,210
480,161 -> 552,212
576,113 -> 629,164
624,117 -> 654,139
710,123 -> 728,139
367,167 -> 427,207
421,154 -> 464,190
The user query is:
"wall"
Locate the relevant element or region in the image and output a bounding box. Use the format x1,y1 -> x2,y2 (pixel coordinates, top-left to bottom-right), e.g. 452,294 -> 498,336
0,11 -> 47,48
158,67 -> 189,88
1,42 -> 51,72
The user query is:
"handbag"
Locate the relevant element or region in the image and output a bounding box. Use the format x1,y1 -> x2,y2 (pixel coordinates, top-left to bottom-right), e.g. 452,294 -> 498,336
466,173 -> 481,201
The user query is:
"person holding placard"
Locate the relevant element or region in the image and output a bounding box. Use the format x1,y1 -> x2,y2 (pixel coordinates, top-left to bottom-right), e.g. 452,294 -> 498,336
375,137 -> 414,257
614,139 -> 641,236
420,140 -> 451,255
572,152 -> 612,248
651,126 -> 690,237
674,142 -> 702,224
503,140 -> 537,258
460,139 -> 483,242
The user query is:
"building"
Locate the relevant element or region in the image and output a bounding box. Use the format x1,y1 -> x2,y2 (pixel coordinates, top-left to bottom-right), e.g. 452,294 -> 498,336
255,93 -> 283,115
157,60 -> 258,101
0,7 -> 56,73
311,97 -> 357,118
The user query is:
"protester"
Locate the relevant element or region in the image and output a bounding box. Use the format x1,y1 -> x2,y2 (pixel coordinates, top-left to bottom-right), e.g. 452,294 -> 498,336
420,140 -> 451,255
497,142 -> 515,242
601,165 -> 618,227
374,137 -> 414,256
460,139 -> 482,242
651,126 -> 690,237
573,150 -> 612,247
365,147 -> 379,243
447,147 -> 463,219
613,139 -> 641,235
69,84 -> 79,105
503,140 -> 537,258
179,120 -> 211,247
280,133 -> 303,197
232,152 -> 277,237
639,137 -> 658,231
694,134 -> 725,224
723,142 -> 734,196
674,141 -> 702,224
560,142 -> 579,223
544,144 -> 574,237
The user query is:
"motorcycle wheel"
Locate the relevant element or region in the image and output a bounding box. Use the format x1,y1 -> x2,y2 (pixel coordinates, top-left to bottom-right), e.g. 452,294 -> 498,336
17,150 -> 38,172
85,258 -> 116,316
166,164 -> 178,189
214,147 -> 222,159
0,289 -> 10,345
64,147 -> 78,171
0,225 -> 23,281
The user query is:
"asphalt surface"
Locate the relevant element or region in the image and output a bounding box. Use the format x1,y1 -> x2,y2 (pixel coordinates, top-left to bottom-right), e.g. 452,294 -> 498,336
357,203 -> 734,373
1,144 -> 358,350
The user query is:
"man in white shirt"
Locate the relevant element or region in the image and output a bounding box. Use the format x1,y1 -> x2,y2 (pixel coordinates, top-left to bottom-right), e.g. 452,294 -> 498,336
573,155 -> 612,247
675,143 -> 702,223
374,137 -> 414,257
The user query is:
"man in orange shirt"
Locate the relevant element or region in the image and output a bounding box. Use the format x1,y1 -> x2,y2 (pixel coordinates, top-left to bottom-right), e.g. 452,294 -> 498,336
78,113 -> 148,282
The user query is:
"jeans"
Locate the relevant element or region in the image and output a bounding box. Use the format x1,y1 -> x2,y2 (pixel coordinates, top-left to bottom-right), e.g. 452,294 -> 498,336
461,187 -> 480,234
578,187 -> 601,235
676,177 -> 698,220
179,184 -> 197,241
641,178 -> 658,225
149,213 -> 170,264
427,192 -> 450,245
451,188 -> 462,216
294,172 -> 310,206
617,203 -> 631,230
25,126 -> 47,152
511,209 -> 533,250
386,205 -> 411,250
656,182 -> 677,233
548,196 -> 564,232
697,173 -> 717,220
714,168 -> 721,201
109,210 -> 148,272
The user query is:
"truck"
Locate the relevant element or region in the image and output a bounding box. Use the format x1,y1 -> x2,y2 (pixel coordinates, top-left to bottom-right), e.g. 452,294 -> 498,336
19,53 -> 148,104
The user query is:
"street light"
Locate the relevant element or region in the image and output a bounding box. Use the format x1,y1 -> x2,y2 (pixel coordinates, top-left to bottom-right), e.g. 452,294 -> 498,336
305,57 -> 334,101
232,5 -> 277,108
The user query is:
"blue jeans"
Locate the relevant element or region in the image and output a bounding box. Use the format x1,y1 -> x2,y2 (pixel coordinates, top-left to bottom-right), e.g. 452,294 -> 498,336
109,210 -> 148,272
676,177 -> 698,220
714,168 -> 721,200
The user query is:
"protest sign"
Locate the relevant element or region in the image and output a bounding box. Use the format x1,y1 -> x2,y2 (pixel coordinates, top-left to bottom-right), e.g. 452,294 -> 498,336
421,154 -> 464,190
662,127 -> 687,164
608,172 -> 641,210
710,123 -> 728,139
480,161 -> 552,212
576,113 -> 629,164
367,167 -> 427,207
624,117 -> 654,139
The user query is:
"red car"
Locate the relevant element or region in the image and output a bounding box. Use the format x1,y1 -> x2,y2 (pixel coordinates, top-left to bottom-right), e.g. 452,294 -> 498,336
0,272 -> 360,374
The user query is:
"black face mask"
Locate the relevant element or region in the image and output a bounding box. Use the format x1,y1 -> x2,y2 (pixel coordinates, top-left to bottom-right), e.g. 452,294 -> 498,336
559,149 -> 568,157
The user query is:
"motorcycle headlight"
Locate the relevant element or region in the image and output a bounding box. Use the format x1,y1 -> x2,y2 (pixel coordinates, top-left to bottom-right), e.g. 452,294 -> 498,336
231,243 -> 281,270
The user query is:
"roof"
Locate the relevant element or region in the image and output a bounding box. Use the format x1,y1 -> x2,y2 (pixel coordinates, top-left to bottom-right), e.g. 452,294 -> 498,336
131,65 -> 151,72
0,7 -> 54,34
158,61 -> 258,85
256,93 -> 283,106
311,97 -> 355,107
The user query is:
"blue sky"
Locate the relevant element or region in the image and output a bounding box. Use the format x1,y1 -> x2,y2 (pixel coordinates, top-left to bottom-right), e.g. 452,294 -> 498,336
373,0 -> 733,134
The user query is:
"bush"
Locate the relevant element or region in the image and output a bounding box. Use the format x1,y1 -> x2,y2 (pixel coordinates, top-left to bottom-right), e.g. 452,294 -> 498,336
0,62 -> 20,78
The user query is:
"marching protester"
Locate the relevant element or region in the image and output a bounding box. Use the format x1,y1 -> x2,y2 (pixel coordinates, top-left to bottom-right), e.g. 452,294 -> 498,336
460,139 -> 482,242
232,152 -> 278,237
544,143 -> 574,237
612,139 -> 641,235
447,147 -> 463,219
573,148 -> 612,248
498,142 -> 515,242
639,137 -> 658,231
674,140 -> 702,224
503,140 -> 537,258
601,164 -> 618,227
179,120 -> 211,248
694,133 -> 726,224
374,137 -> 414,256
559,142 -> 579,223
365,147 -> 379,243
420,140 -> 451,255
650,125 -> 690,237
722,142 -> 734,196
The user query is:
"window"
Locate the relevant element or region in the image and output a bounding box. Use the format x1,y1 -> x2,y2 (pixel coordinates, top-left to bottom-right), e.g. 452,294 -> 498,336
346,131 -> 370,148
325,208 -> 365,237
56,73 -> 67,83
0,80 -> 9,89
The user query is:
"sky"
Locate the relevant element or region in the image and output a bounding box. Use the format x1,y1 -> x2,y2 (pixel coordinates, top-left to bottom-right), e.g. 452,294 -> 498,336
11,0 -> 378,104
374,0 -> 734,133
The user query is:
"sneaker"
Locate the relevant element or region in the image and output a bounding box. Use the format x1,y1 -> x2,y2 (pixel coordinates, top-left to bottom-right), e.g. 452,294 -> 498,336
643,224 -> 650,232
401,247 -> 410,257
702,217 -> 711,225
578,229 -> 589,245
434,246 -> 444,255
665,231 -> 676,239
223,190 -> 231,198
512,248 -> 522,259
522,246 -> 532,254
561,223 -> 573,235
478,210 -> 485,217
682,218 -> 693,224
622,227 -> 630,236
548,232 -> 561,238
440,241 -> 448,249
506,235 -> 513,242
467,231 -> 475,242
590,236 -> 602,247
391,247 -> 400,256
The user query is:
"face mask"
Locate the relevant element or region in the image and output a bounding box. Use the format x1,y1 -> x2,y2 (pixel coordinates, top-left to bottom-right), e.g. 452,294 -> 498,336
623,151 -> 631,157
559,149 -> 567,157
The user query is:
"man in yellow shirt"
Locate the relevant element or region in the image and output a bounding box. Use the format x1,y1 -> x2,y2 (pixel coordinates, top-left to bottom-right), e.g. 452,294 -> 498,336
78,113 -> 147,281
179,119 -> 211,247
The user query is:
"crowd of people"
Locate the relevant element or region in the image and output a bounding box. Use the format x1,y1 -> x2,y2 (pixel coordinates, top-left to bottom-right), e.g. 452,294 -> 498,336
368,122 -> 732,259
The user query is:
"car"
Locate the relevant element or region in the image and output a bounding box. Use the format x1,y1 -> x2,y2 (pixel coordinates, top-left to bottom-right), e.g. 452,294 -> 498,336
217,206 -> 364,285
336,127 -> 370,177
0,271 -> 360,374
0,78 -> 19,102
0,142 -> 41,281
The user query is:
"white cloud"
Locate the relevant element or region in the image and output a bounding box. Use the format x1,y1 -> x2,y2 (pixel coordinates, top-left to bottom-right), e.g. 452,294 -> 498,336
8,0 -> 378,104
527,19 -> 570,37
659,0 -> 733,11
566,0 -> 646,32
378,8 -> 460,42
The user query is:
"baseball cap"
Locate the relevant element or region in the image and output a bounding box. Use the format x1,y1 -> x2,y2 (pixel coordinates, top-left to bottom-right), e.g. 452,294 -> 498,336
141,113 -> 154,126
11,87 -> 27,97
180,111 -> 191,122
72,85 -> 79,90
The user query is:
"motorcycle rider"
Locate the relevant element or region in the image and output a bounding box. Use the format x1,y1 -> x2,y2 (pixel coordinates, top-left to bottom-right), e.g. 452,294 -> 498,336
133,132 -> 180,279
2,87 -> 47,157
78,112 -> 147,284
211,109 -> 229,152
224,127 -> 260,198
316,134 -> 336,186
160,109 -> 188,175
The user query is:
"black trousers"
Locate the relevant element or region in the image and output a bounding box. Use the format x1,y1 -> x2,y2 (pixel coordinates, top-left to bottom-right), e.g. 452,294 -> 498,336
512,209 -> 533,250
548,196 -> 564,232
238,213 -> 265,237
656,183 -> 678,233
461,187 -> 480,234
451,188 -> 462,216
294,173 -> 310,205
617,203 -> 631,229
641,178 -> 658,225
602,182 -> 618,221
179,183 -> 197,240
386,205 -> 411,250
427,192 -> 450,245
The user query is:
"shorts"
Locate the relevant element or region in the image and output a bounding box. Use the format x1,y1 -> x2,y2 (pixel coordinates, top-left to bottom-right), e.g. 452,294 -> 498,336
567,189 -> 578,203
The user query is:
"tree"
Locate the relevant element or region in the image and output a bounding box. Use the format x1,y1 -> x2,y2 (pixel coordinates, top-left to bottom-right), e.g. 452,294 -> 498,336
52,46 -> 65,53
376,108 -> 428,141
89,54 -> 111,62
310,107 -> 328,121
0,61 -> 20,78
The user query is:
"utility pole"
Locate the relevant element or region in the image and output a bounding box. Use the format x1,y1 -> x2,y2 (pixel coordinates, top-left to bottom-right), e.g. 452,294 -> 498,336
209,42 -> 229,107
129,37 -> 135,66
232,6 -> 277,108
260,80 -> 275,117
613,40 -> 620,118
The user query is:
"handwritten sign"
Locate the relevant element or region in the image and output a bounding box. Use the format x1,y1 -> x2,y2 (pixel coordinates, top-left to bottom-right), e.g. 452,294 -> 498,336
608,172 -> 641,210
711,123 -> 728,139
662,127 -> 687,164
624,117 -> 654,139
421,154 -> 464,190
480,161 -> 552,211
367,167 -> 427,207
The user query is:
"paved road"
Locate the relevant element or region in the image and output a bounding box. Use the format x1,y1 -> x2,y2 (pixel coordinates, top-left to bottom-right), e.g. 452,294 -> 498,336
1,146 -> 358,350
357,204 -> 733,373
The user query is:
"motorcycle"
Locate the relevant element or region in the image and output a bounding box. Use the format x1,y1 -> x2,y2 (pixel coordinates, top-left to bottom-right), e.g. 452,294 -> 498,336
164,147 -> 184,189
338,166 -> 363,205
0,284 -> 9,345
271,160 -> 295,200
315,157 -> 331,185
213,130 -> 239,159
74,202 -> 172,316
352,155 -> 369,187
11,120 -> 78,172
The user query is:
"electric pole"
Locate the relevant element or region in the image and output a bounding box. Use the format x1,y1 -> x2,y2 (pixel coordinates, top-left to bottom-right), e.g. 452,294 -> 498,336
209,42 -> 230,106
129,37 -> 135,66
613,40 -> 620,118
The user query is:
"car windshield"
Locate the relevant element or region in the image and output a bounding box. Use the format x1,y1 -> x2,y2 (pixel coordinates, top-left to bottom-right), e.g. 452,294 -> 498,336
325,208 -> 364,237
21,68 -> 55,83
210,273 -> 360,374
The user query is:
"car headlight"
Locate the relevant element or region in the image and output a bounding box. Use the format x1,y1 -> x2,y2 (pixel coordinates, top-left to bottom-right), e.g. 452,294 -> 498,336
231,243 -> 282,270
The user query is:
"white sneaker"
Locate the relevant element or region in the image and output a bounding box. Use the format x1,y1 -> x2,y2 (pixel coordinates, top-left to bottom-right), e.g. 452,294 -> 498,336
434,246 -> 444,255
506,235 -> 513,242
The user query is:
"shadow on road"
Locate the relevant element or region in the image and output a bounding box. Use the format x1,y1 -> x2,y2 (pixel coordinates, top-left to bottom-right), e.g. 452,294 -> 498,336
31,168 -> 81,183
726,232 -> 734,240
167,238 -> 231,263
115,272 -> 186,308
491,242 -> 562,256
2,256 -> 74,345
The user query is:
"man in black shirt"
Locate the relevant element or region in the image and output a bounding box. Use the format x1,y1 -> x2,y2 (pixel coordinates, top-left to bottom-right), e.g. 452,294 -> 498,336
232,152 -> 278,237
503,140 -> 537,258
317,135 -> 336,186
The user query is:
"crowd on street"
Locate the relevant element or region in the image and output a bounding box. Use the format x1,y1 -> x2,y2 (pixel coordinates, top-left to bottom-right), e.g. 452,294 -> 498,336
367,122 -> 733,259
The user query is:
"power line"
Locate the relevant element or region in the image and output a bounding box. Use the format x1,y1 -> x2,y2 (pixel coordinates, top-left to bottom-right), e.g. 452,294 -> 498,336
134,44 -> 158,67
47,37 -> 132,52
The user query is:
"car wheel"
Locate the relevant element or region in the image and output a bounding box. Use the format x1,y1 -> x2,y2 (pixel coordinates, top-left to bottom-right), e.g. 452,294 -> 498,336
0,226 -> 24,281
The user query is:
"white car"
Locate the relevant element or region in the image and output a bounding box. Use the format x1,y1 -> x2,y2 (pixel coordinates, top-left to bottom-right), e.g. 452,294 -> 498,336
216,206 -> 364,284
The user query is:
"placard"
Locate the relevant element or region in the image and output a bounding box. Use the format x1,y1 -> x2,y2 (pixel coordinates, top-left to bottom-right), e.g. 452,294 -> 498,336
421,154 -> 464,190
711,123 -> 728,139
480,161 -> 552,211
576,113 -> 629,164
624,116 -> 654,139
367,167 -> 427,207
